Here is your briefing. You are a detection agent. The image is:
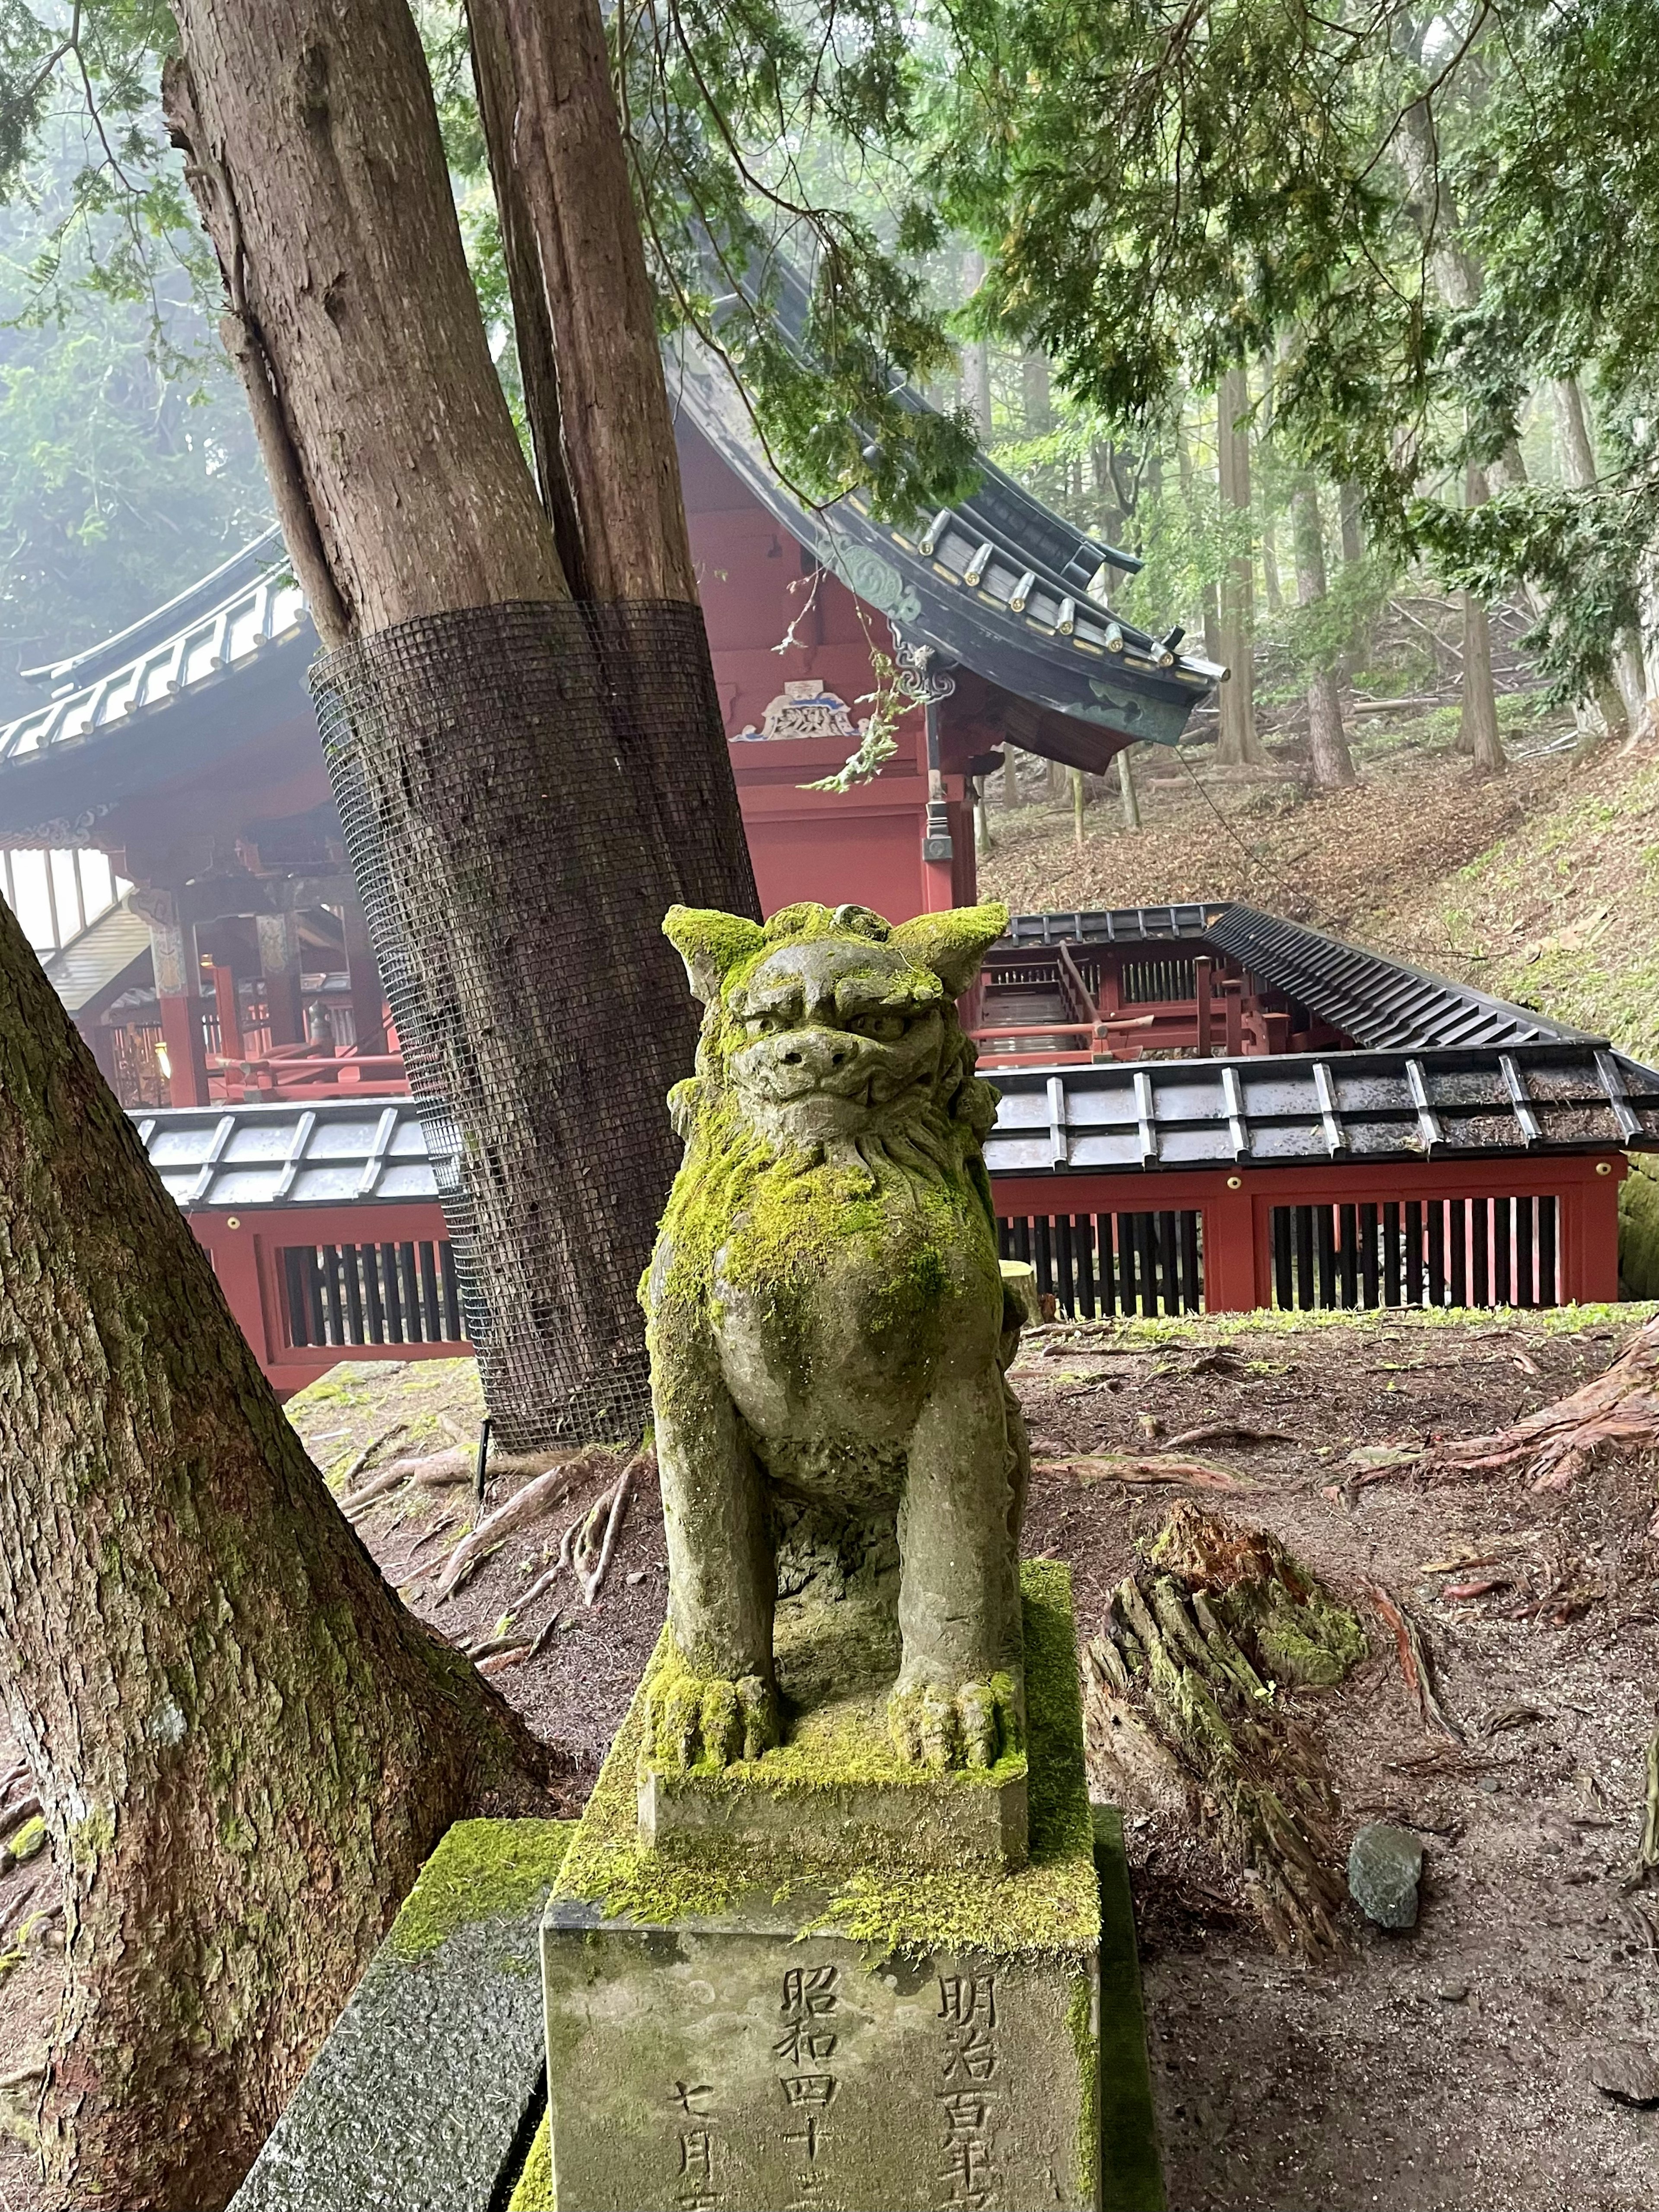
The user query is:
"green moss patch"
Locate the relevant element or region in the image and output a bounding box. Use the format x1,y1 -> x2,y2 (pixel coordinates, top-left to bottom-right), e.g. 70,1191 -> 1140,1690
556,1560 -> 1100,1964
506,2112 -> 554,2211
389,1818 -> 575,1963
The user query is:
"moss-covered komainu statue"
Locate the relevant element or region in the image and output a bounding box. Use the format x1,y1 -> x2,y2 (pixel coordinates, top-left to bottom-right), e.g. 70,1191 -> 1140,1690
642,897 -> 1028,1775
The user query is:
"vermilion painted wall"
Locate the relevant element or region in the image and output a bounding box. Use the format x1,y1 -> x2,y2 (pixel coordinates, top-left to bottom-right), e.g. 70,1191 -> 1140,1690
680,421 -> 976,924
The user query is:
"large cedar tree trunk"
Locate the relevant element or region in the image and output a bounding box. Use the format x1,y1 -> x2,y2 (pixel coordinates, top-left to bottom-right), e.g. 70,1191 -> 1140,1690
1215,365 -> 1262,765
165,0 -> 757,1449
0,889 -> 545,2210
1290,475 -> 1355,789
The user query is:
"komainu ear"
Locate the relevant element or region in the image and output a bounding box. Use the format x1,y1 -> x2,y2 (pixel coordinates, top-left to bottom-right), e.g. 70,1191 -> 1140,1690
891,901 -> 1010,997
662,906 -> 766,1003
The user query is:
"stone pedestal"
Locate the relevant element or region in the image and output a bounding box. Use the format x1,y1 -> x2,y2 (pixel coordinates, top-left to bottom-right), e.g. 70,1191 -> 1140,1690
541,1562 -> 1107,2212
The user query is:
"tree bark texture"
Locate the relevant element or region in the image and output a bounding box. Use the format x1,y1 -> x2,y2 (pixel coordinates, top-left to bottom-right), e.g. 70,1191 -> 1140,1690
0,891 -> 543,2211
1117,743 -> 1141,830
168,0 -> 758,1445
1216,365 -> 1262,765
1460,584 -> 1506,779
471,0 -> 698,604
465,0 -> 591,602
1554,378 -> 1650,727
1290,476 -> 1355,788
163,3 -> 562,644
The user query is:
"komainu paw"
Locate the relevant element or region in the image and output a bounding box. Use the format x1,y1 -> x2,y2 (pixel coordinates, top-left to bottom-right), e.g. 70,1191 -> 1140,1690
644,1664 -> 779,1771
888,1673 -> 1022,1772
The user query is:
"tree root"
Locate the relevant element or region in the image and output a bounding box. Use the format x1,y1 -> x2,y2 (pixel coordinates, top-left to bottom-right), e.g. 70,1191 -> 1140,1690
434,1444 -> 621,1601
1429,1315 -> 1659,1491
1366,1583 -> 1462,1739
1083,1504 -> 1358,1957
1035,1453 -> 1256,1491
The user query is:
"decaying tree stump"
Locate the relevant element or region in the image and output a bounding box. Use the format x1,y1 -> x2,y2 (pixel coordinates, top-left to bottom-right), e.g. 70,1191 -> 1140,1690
1084,1503 -> 1366,1955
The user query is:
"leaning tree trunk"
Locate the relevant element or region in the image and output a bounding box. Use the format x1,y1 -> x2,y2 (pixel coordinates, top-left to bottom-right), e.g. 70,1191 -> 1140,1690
165,0 -> 757,1450
0,889 -> 546,2211
1290,473 -> 1355,789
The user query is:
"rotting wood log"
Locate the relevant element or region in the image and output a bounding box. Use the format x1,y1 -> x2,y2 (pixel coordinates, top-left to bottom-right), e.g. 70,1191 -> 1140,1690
1083,1504 -> 1363,1955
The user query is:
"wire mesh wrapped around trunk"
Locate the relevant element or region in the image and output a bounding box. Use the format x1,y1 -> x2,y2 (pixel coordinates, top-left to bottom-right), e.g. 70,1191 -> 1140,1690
310,598 -> 757,1449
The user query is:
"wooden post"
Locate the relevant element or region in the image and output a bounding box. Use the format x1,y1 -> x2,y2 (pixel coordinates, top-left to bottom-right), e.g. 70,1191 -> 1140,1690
138,894 -> 210,1108
340,892 -> 388,1055
212,965 -> 243,1061
257,911 -> 305,1047
1223,980 -> 1244,1057
1201,1184 -> 1261,1311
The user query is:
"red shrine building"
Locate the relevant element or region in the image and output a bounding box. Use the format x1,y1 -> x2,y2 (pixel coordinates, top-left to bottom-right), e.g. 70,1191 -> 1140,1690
2,374 -> 1655,1390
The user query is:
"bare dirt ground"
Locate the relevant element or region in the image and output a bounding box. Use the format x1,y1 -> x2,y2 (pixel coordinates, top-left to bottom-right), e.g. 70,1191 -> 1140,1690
1,1308 -> 1657,2209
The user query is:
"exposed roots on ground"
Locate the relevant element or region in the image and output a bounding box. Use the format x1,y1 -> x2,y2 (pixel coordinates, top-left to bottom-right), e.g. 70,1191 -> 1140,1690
1084,1503 -> 1360,1957
1430,1316 -> 1659,1491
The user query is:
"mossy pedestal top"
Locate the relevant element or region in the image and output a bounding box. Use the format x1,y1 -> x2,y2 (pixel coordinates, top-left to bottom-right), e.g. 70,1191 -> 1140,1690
554,1560 -> 1098,1962
637,1574 -> 1030,1873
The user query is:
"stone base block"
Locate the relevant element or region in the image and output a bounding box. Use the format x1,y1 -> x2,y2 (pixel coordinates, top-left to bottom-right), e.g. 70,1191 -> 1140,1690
545,1561 -> 1104,2212
230,1819 -> 572,2212
637,1575 -> 1028,1875
544,1900 -> 1093,2211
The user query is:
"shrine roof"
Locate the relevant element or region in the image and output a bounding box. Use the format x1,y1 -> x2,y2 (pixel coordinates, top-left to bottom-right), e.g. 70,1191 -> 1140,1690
127,1026 -> 1658,1215
672,269 -> 1219,749
1001,902 -> 1593,1050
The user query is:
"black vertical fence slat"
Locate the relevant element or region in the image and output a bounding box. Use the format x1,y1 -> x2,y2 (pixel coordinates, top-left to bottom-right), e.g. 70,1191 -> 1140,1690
997,1219 -> 1012,1262
1033,1215 -> 1054,1305
342,1246 -> 366,1342
1470,1200 -> 1491,1307
284,1248 -> 311,1346
1014,1217 -> 1032,1266
1136,1214 -> 1160,1318
1157,1212 -> 1179,1317
362,1245 -> 386,1343
1294,1206 -> 1315,1311
1179,1211 -> 1202,1312
439,1243 -> 464,1341
1492,1196 -> 1512,1306
1513,1196 -> 1535,1309
381,1241 -> 406,1340
304,1248 -> 330,1346
1338,1204 -> 1359,1309
1272,1209 -> 1293,1309
418,1243 -> 443,1339
1538,1195 -> 1558,1306
1315,1207 -> 1337,1308
1075,1217 -> 1096,1320
1118,1213 -> 1137,1315
318,1247 -> 345,1346
1360,1204 -> 1379,1308
1092,1216 -> 1114,1317
1055,1214 -> 1076,1317
1447,1199 -> 1468,1308
1403,1203 -> 1424,1308
1425,1203 -> 1446,1310
1382,1203 -> 1402,1306
398,1244 -> 423,1340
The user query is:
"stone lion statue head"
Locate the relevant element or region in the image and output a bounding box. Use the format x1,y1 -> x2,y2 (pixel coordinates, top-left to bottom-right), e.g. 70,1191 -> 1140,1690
661,899 -> 1009,1174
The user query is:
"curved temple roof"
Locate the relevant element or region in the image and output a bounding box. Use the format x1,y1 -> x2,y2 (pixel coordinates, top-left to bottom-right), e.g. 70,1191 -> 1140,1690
672,267 -> 1218,747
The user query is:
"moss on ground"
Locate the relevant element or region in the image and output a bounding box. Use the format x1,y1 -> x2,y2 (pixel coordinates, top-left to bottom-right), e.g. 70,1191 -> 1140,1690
388,1818 -> 574,1963
1011,1302 -> 1658,1361
555,1559 -> 1100,1964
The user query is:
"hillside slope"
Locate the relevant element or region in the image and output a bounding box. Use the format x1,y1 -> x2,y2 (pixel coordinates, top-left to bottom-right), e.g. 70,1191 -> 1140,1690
979,737 -> 1659,1060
